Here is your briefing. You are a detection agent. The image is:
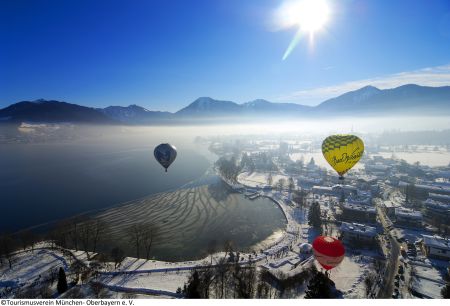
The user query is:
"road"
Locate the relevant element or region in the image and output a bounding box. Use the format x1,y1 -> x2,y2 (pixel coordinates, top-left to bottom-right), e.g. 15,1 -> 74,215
376,201 -> 400,298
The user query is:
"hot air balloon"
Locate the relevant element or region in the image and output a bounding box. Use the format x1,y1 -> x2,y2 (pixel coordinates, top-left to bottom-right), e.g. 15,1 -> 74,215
154,143 -> 177,172
322,134 -> 364,179
312,236 -> 345,270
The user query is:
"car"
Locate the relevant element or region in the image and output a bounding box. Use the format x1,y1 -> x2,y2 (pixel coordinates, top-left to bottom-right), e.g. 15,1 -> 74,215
398,266 -> 404,274
400,275 -> 405,281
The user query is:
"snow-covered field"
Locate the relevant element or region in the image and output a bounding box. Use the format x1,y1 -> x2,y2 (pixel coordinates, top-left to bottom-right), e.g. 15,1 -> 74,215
314,252 -> 375,298
289,152 -> 365,172
374,152 -> 450,167
290,150 -> 450,168
237,172 -> 292,188
0,249 -> 68,290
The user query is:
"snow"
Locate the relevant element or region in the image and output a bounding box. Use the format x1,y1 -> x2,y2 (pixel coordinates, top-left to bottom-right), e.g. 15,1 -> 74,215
323,253 -> 375,298
411,277 -> 445,299
237,171 -> 291,188
0,249 -> 67,289
290,152 -> 364,172
374,152 -> 450,167
100,271 -> 187,297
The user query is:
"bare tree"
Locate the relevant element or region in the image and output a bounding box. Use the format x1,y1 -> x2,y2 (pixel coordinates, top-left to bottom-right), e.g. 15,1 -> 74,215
128,224 -> 146,259
71,260 -> 85,284
0,233 -> 16,269
276,178 -> 286,192
18,230 -> 37,253
233,263 -> 257,298
91,220 -> 106,254
214,257 -> 229,298
364,272 -> 377,298
207,240 -> 217,265
288,177 -> 295,194
89,282 -> 105,298
79,223 -> 91,259
50,221 -> 70,249
267,173 -> 273,186
68,220 -> 80,251
111,247 -> 125,269
39,282 -> 53,298
142,225 -> 158,260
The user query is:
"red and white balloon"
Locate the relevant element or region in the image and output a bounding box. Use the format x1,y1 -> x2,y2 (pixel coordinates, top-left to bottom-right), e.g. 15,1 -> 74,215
312,236 -> 345,270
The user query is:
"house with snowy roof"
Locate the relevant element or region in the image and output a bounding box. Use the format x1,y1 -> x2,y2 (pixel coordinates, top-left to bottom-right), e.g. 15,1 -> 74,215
394,208 -> 423,228
340,222 -> 378,246
421,235 -> 450,260
424,198 -> 450,223
341,203 -> 377,223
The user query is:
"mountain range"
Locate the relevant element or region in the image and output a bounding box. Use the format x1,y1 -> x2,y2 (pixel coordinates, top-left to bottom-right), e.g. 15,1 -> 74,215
1,84 -> 449,124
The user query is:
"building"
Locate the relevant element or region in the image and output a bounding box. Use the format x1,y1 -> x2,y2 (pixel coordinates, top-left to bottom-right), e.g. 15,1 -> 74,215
297,176 -> 323,189
429,193 -> 450,203
341,203 -> 377,223
394,208 -> 423,228
414,184 -> 450,196
312,186 -> 335,196
347,191 -> 372,206
383,200 -> 401,218
340,222 -> 378,246
365,164 -> 391,177
421,235 -> 450,260
424,198 -> 450,224
332,184 -> 358,196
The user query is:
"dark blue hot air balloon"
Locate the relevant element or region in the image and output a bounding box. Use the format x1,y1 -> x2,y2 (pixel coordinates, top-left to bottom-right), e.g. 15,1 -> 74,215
154,143 -> 177,172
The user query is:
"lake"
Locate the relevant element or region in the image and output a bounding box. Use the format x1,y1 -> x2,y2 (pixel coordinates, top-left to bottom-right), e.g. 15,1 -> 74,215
94,177 -> 286,261
0,126 -> 286,260
0,141 -> 210,232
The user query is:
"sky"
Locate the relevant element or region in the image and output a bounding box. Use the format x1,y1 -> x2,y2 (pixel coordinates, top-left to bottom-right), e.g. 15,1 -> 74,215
1,0 -> 450,111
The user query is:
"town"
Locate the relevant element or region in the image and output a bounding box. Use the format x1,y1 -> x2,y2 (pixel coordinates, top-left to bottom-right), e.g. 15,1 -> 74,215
208,134 -> 450,298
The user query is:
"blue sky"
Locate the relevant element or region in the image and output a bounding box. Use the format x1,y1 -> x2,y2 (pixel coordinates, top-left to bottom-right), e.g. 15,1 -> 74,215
1,0 -> 450,111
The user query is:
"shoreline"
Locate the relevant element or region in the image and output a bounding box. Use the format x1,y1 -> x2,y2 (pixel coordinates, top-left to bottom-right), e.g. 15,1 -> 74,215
216,170 -> 299,257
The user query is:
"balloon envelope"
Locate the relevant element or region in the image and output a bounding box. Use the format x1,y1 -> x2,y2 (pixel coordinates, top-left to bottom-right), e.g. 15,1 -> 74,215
312,236 -> 345,270
322,134 -> 364,178
154,143 -> 177,172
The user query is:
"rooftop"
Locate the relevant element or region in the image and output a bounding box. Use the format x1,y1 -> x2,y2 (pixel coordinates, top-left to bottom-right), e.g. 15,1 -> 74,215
429,193 -> 450,203
395,208 -> 423,219
340,222 -> 377,237
312,186 -> 333,191
424,198 -> 450,210
422,235 -> 450,251
342,203 -> 376,213
383,200 -> 400,209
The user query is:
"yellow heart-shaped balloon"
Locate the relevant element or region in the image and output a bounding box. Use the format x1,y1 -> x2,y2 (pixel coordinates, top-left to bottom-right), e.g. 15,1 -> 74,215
322,134 -> 364,178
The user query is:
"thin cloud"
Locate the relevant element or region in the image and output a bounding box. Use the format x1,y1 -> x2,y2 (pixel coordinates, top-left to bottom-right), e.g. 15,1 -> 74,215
275,64 -> 450,106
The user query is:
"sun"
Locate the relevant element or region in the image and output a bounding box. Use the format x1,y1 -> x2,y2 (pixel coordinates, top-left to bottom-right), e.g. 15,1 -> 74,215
280,0 -> 330,34
294,0 -> 330,33
276,0 -> 331,60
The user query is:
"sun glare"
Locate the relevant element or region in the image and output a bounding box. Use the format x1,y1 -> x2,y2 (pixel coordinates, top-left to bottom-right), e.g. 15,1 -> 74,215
277,0 -> 331,60
297,0 -> 330,33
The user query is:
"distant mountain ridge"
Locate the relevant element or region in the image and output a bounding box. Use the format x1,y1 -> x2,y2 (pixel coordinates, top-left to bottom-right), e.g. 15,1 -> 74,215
99,105 -> 172,124
315,84 -> 450,115
0,100 -> 115,124
1,84 -> 450,124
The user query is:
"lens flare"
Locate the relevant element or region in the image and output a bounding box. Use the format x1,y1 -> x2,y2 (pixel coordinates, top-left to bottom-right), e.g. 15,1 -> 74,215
276,0 -> 331,60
